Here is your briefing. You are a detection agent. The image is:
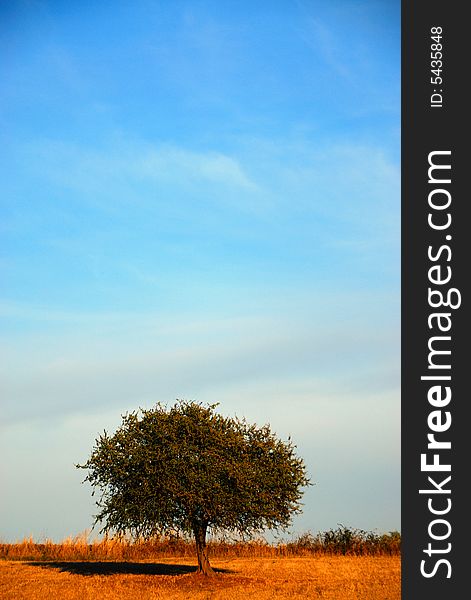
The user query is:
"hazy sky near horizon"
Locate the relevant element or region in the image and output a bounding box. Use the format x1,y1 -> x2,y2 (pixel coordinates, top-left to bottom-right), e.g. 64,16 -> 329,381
1,0 -> 400,542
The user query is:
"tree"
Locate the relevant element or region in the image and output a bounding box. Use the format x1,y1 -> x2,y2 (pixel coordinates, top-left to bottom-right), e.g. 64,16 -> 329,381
77,400 -> 311,575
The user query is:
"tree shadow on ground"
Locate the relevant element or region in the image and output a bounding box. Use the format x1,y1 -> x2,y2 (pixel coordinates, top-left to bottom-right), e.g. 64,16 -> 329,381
28,561 -> 233,576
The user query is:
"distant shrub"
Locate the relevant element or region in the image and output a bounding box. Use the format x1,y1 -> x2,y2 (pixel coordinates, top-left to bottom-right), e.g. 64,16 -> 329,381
285,526 -> 401,556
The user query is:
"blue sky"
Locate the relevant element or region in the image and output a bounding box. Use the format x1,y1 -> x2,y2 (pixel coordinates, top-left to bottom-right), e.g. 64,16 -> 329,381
0,0 -> 400,542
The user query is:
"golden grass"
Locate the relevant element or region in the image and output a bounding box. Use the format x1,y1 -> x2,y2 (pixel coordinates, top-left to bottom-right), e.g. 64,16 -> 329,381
0,555 -> 400,599
0,531 -> 400,562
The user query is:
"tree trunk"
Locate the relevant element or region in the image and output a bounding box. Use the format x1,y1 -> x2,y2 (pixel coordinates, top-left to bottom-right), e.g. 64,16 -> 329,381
193,522 -> 214,576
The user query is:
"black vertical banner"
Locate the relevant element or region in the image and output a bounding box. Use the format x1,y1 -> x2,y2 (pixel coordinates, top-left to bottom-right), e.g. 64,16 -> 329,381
402,1 -> 467,598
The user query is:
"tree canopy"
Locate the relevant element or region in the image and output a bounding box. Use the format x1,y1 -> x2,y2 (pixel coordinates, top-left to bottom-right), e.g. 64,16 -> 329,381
78,400 -> 311,575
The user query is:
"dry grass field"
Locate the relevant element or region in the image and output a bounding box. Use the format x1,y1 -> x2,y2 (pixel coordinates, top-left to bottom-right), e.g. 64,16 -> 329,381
0,533 -> 400,599
0,555 -> 400,599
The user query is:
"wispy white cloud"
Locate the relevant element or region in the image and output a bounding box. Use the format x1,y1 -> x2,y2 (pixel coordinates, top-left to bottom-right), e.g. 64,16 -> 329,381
21,138 -> 258,194
137,146 -> 257,190
13,135 -> 398,238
